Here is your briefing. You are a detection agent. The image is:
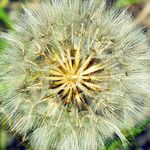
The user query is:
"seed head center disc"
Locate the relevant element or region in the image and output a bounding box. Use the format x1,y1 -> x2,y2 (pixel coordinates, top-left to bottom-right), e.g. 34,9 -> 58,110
48,48 -> 103,110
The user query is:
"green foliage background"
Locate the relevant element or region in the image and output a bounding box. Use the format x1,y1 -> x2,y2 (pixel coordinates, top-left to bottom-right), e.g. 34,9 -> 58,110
0,1 -> 11,150
116,0 -> 144,6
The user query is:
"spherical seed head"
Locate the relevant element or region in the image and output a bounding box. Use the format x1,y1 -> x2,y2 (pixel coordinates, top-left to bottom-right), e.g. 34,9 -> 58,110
0,0 -> 150,150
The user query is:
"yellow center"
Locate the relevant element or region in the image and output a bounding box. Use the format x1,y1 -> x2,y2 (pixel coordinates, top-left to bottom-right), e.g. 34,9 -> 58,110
48,47 -> 105,110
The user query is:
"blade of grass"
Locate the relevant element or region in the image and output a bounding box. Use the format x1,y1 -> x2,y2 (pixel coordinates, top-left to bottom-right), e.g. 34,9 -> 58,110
0,129 -> 7,150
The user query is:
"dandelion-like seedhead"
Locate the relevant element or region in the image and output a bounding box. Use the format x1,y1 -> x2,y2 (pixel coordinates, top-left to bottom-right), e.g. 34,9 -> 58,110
0,0 -> 150,149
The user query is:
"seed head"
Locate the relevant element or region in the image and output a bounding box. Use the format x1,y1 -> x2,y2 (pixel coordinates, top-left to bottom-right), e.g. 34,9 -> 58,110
0,0 -> 150,150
